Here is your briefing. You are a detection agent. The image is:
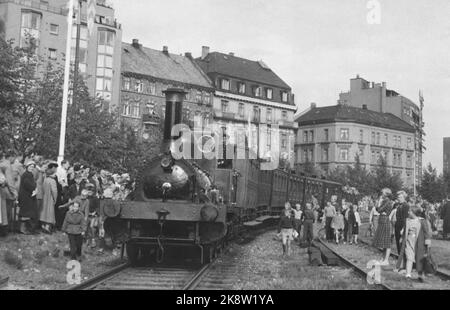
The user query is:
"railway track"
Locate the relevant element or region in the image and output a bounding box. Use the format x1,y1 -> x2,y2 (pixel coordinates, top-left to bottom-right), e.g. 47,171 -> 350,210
316,238 -> 393,290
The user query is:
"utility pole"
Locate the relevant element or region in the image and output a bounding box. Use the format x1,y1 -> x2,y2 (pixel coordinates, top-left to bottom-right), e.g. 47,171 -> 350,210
57,0 -> 75,165
73,0 -> 82,103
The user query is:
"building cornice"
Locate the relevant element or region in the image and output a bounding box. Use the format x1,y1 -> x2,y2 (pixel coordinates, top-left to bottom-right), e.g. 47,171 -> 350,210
215,91 -> 297,111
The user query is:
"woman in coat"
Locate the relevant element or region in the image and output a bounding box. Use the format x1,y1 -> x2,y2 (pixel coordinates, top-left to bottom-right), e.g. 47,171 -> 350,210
18,161 -> 38,234
0,169 -> 16,236
40,163 -> 58,234
396,205 -> 432,281
373,188 -> 394,266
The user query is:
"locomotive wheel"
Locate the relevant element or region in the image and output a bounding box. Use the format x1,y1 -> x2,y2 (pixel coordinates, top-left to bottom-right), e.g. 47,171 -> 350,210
126,242 -> 139,266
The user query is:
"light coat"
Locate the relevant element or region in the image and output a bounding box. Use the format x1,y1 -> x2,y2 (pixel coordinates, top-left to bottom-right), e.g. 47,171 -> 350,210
40,176 -> 57,224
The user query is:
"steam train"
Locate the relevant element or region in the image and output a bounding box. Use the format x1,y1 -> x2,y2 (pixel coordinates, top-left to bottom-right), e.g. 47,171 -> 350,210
102,88 -> 342,265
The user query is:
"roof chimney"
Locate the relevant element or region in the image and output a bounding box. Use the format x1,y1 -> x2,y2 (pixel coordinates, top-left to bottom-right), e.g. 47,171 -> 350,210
132,39 -> 139,48
163,46 -> 169,55
362,104 -> 367,110
201,46 -> 210,59
229,52 -> 235,56
184,52 -> 193,59
310,102 -> 317,109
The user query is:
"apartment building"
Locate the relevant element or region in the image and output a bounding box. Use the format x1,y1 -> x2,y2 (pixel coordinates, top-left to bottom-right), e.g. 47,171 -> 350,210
295,104 -> 416,188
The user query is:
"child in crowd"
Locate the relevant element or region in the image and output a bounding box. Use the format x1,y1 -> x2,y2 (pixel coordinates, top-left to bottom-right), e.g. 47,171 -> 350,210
331,210 -> 345,244
347,204 -> 361,244
278,207 -> 295,256
62,201 -> 87,261
293,203 -> 303,242
86,183 -> 100,248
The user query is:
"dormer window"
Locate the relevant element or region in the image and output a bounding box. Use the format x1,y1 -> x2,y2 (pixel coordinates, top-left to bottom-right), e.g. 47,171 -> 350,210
281,91 -> 288,102
253,86 -> 262,97
266,88 -> 273,99
221,78 -> 230,90
238,82 -> 246,94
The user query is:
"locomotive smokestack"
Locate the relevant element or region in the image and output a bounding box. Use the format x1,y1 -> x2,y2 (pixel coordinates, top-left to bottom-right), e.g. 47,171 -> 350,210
162,88 -> 187,151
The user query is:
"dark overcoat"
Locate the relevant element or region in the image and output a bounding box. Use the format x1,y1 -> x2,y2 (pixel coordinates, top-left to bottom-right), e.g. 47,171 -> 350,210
18,171 -> 38,219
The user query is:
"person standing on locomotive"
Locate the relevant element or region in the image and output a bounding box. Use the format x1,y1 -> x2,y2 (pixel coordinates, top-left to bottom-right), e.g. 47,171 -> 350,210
373,188 -> 394,266
278,207 -> 295,256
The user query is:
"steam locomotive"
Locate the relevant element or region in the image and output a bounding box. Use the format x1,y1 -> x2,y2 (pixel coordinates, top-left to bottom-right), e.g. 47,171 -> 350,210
102,88 -> 342,265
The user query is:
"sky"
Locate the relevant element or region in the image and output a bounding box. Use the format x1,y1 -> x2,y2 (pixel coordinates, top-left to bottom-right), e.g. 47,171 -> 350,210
111,0 -> 450,173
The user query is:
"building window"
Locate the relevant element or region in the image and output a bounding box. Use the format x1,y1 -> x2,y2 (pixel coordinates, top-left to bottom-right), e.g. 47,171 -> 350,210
322,147 -> 329,162
266,108 -> 272,123
371,150 -> 376,163
71,25 -> 88,73
407,154 -> 413,168
371,132 -> 375,144
221,100 -> 228,113
324,129 -> 329,141
253,86 -> 262,97
148,82 -> 156,95
266,88 -> 273,99
339,148 -> 349,161
309,130 -> 314,142
196,91 -> 202,103
238,82 -> 246,94
48,48 -> 57,60
281,91 -> 288,102
130,102 -> 140,118
407,137 -> 412,149
123,77 -> 130,90
359,129 -> 364,143
309,149 -> 314,162
303,131 -> 308,143
267,129 -> 272,149
20,11 -> 41,50
122,100 -> 130,116
303,149 -> 308,162
96,28 -> 115,101
376,132 -> 380,145
384,133 -> 388,145
204,92 -> 211,105
50,23 -> 59,35
221,79 -> 230,90
359,147 -> 365,159
253,106 -> 260,122
340,128 -> 349,141
134,80 -> 143,93
238,103 -> 245,117
281,110 -> 287,120
281,133 -> 287,149
398,136 -> 402,148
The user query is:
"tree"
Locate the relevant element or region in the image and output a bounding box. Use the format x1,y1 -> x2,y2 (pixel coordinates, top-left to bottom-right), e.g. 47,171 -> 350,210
371,156 -> 403,195
419,163 -> 445,203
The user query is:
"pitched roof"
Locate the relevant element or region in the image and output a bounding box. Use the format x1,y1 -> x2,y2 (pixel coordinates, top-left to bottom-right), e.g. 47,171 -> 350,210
121,43 -> 213,89
196,52 -> 291,90
295,104 -> 415,133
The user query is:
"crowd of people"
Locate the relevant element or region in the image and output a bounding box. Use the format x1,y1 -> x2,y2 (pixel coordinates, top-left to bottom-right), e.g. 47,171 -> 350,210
277,188 -> 450,281
0,154 -> 134,260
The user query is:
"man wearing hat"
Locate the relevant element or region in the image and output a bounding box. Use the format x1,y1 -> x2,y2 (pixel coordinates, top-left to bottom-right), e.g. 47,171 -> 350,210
18,160 -> 38,234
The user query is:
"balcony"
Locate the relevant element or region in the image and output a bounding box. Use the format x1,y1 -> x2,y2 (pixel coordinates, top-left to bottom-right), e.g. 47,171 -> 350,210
214,111 -> 236,121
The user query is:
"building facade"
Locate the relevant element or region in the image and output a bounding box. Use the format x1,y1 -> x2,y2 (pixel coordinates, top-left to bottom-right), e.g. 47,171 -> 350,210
444,138 -> 450,174
195,47 -> 298,167
337,75 -> 424,187
295,104 -> 416,189
120,40 -> 215,141
0,0 -> 122,109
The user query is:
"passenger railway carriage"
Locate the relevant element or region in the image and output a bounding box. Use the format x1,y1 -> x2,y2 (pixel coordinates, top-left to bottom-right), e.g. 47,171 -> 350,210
102,88 -> 342,265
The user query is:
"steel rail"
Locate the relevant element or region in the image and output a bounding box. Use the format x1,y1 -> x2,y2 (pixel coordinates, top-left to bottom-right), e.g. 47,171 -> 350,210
67,262 -> 131,290
316,238 -> 394,290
